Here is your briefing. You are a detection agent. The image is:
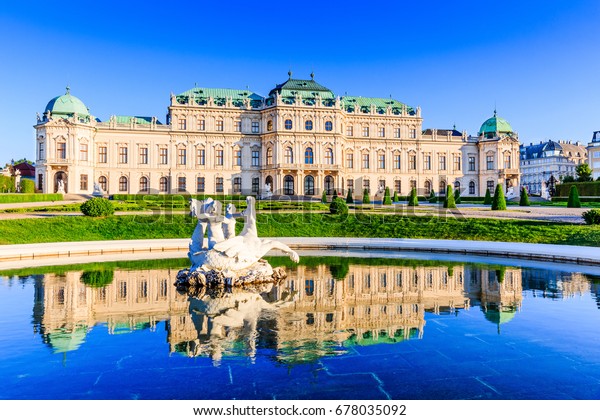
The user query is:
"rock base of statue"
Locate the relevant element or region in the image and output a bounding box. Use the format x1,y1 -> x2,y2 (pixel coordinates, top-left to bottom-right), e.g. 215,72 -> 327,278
175,259 -> 288,289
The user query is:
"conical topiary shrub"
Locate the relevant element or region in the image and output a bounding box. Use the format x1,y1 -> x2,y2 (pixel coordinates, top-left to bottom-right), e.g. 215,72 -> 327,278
407,187 -> 419,206
346,189 -> 353,204
321,190 -> 328,203
454,187 -> 461,204
333,189 -> 338,198
362,188 -> 370,204
567,185 -> 581,208
491,184 -> 507,210
383,186 -> 392,205
428,190 -> 437,203
444,185 -> 457,209
483,188 -> 492,205
519,187 -> 530,206
393,191 -> 399,202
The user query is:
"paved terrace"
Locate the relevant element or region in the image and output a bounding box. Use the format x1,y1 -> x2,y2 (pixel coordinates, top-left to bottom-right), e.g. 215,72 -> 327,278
0,237 -> 598,269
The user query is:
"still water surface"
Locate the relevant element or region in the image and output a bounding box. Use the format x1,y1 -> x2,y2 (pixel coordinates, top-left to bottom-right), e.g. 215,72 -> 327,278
1,254 -> 600,400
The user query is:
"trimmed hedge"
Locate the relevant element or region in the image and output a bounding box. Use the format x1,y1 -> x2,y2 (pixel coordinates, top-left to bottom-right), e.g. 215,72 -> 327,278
0,193 -> 63,203
557,182 -> 600,197
0,175 -> 15,193
81,197 -> 115,217
491,184 -> 507,211
551,196 -> 600,203
20,179 -> 35,193
567,185 -> 581,208
111,193 -> 246,201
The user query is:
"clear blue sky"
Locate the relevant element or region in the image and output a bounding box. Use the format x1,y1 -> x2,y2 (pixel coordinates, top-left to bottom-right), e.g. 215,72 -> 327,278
1,0 -> 599,164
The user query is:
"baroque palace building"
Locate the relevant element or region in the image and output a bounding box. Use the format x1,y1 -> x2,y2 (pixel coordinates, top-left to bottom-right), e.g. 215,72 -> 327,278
34,73 -> 520,198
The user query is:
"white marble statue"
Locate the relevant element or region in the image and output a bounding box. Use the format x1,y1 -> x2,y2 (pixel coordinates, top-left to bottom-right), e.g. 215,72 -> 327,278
57,179 -> 65,194
182,196 -> 299,286
92,182 -> 104,197
260,183 -> 273,199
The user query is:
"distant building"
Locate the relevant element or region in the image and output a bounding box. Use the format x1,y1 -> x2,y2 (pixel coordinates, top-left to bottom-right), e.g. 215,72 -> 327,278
34,75 -> 520,198
588,131 -> 600,180
520,140 -> 587,196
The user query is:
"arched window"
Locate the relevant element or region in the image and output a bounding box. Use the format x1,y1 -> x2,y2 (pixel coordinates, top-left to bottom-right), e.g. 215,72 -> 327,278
266,147 -> 273,165
98,176 -> 107,192
305,120 -> 313,131
469,181 -> 476,195
159,176 -> 168,193
285,147 -> 293,164
139,176 -> 149,192
325,121 -> 333,131
285,119 -> 292,130
119,176 -> 128,192
305,147 -> 314,164
265,175 -> 273,192
304,175 -> 315,195
325,148 -> 334,165
324,175 -> 334,195
439,180 -> 446,195
267,120 -> 273,131
284,175 -> 294,195
424,180 -> 431,195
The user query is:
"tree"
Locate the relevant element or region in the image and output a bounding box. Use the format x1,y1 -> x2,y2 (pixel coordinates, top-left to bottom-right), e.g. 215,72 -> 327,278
483,188 -> 492,205
346,189 -> 353,204
321,190 -> 328,203
454,187 -> 461,204
567,185 -> 581,208
407,187 -> 419,206
519,187 -> 530,206
491,184 -> 507,210
428,190 -> 437,203
362,188 -> 370,204
561,174 -> 576,183
329,196 -> 349,215
383,186 -> 392,205
393,190 -> 399,202
444,185 -> 456,209
576,163 -> 593,182
81,197 -> 115,217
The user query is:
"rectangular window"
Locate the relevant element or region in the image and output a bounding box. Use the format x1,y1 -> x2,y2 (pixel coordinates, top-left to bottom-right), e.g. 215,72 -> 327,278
56,142 -> 66,160
177,148 -> 186,165
177,176 -> 186,192
80,174 -> 88,191
38,173 -> 43,190
216,149 -> 224,166
454,155 -> 461,171
394,154 -> 401,169
216,120 -> 224,131
395,180 -> 401,194
362,153 -> 370,169
119,147 -> 128,164
139,147 -> 148,164
252,150 -> 260,167
196,149 -> 205,166
487,180 -> 494,193
234,120 -> 242,132
234,149 -> 242,166
196,176 -> 205,193
468,156 -> 476,171
233,177 -> 242,193
198,119 -> 205,131
79,144 -> 88,161
424,155 -> 431,170
251,121 -> 259,133
346,126 -> 353,136
363,179 -> 370,191
160,148 -> 168,165
378,154 -> 385,169
362,126 -> 369,137
216,177 -> 224,193
394,127 -> 400,138
98,146 -> 107,163
347,179 -> 354,191
38,142 -> 45,160
252,177 -> 259,193
409,155 -> 416,170
346,153 -> 353,169
409,128 -> 417,139
487,155 -> 494,170
504,154 -> 511,169
178,118 -> 186,130
439,155 -> 446,171
469,182 -> 476,195
378,127 -> 385,137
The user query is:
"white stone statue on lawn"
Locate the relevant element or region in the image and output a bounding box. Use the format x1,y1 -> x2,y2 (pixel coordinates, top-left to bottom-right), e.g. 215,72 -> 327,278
179,196 -> 298,287
260,182 -> 273,199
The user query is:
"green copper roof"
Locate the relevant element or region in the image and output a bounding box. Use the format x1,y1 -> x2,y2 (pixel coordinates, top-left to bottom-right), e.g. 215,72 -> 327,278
479,111 -> 513,135
268,73 -> 336,105
114,115 -> 162,125
45,87 -> 90,117
176,87 -> 264,108
341,96 -> 415,115
45,325 -> 89,353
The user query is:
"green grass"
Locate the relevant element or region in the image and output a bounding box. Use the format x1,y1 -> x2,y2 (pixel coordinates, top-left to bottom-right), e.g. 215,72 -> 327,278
0,212 -> 599,246
0,193 -> 63,203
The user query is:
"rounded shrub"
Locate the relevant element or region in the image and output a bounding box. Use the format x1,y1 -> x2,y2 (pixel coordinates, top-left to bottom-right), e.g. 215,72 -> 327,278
329,196 -> 348,215
81,270 -> 114,287
383,186 -> 392,205
567,185 -> 581,208
81,197 -> 115,217
582,209 -> 600,225
20,179 -> 35,193
491,184 -> 507,210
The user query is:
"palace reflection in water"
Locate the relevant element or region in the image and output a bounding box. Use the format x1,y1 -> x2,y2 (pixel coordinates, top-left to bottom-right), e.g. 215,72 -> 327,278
28,260 -> 598,364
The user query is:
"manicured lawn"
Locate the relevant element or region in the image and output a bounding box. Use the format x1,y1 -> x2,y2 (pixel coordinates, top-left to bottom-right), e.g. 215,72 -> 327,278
0,213 -> 599,246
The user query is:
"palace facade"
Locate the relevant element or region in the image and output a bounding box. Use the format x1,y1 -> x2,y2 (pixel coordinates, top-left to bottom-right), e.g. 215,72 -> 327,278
34,74 -> 520,198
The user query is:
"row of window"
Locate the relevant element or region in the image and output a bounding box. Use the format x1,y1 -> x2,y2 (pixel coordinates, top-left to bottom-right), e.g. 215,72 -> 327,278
95,175 -> 261,194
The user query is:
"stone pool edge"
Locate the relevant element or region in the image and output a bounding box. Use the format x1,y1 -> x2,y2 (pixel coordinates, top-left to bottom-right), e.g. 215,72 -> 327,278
0,237 -> 598,269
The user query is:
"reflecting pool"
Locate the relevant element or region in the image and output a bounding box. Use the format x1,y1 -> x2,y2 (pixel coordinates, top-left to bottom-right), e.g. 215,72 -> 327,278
2,254 -> 600,400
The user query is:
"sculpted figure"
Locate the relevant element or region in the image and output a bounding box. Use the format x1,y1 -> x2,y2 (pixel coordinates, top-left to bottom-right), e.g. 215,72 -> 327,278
222,203 -> 242,240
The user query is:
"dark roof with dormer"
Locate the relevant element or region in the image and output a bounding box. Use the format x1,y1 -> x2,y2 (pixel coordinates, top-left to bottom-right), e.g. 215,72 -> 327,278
520,139 -> 587,160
